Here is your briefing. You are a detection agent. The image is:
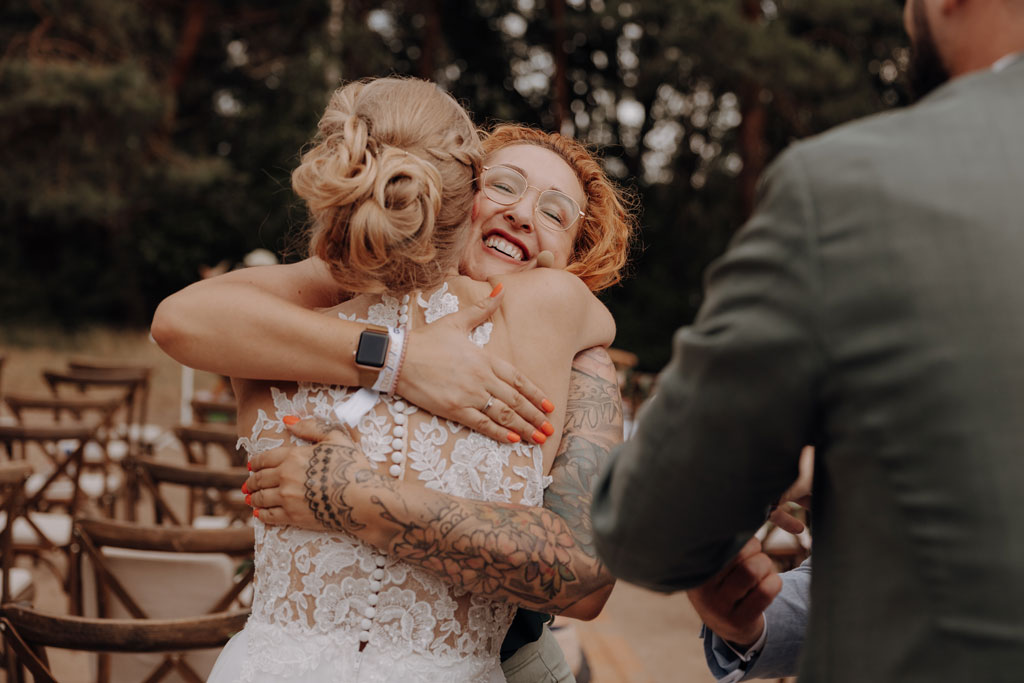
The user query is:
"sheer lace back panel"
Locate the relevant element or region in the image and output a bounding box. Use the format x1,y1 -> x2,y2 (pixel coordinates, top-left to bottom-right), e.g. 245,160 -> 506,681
235,283 -> 551,682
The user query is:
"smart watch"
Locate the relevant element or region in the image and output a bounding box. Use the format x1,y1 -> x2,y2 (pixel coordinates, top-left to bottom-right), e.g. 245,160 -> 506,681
354,325 -> 390,388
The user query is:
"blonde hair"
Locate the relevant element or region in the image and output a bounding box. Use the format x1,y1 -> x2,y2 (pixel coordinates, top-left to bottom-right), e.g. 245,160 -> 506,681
294,78 -> 481,294
482,125 -> 637,292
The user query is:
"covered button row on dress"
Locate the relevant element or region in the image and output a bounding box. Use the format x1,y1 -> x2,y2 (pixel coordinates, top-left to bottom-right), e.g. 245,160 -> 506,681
359,553 -> 388,643
386,401 -> 409,478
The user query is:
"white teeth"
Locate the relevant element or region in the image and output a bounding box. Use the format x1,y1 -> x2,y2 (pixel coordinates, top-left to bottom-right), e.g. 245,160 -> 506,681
484,235 -> 524,261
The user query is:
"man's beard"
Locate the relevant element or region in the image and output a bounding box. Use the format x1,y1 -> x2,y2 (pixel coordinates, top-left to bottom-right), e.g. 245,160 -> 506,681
908,0 -> 951,99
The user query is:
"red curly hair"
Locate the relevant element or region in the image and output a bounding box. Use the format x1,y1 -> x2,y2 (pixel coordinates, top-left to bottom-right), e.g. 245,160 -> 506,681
481,125 -> 637,292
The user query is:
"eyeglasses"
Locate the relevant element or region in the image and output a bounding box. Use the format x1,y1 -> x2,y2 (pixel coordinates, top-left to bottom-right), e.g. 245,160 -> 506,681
479,165 -> 585,232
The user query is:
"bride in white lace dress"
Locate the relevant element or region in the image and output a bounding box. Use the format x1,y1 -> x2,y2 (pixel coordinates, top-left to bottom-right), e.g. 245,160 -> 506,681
207,78 -> 613,682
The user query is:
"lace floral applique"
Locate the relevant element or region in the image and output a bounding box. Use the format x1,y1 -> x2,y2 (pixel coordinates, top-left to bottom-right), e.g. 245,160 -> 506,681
468,322 -> 492,347
416,283 -> 459,323
233,287 -> 546,682
237,408 -> 285,457
367,294 -> 402,327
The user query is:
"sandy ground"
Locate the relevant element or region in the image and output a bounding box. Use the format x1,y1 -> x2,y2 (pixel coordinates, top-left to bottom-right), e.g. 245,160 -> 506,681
1,329 -> 730,683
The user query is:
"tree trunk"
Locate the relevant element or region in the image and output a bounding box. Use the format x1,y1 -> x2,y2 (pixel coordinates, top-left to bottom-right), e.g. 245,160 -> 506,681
550,0 -> 569,132
737,0 -> 766,220
419,0 -> 440,79
168,0 -> 209,96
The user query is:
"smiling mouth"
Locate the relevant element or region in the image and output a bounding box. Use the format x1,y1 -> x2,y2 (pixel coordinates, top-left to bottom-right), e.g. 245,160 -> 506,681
484,234 -> 525,261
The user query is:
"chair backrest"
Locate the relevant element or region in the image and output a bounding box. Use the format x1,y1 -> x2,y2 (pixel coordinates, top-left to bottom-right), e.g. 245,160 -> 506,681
43,366 -> 151,456
73,517 -> 254,683
0,423 -> 93,521
0,461 -> 33,603
129,456 -> 248,526
0,604 -> 248,683
74,516 -> 254,617
173,424 -> 244,468
3,395 -> 130,517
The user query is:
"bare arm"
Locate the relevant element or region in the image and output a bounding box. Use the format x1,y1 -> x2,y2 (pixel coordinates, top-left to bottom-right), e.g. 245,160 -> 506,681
151,258 -> 552,441
249,346 -> 623,617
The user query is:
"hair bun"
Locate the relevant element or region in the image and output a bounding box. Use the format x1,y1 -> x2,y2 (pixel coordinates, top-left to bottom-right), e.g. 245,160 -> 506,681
297,77 -> 482,294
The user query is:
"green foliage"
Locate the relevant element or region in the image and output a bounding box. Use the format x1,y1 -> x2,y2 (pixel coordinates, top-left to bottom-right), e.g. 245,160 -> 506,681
1,0 -> 910,369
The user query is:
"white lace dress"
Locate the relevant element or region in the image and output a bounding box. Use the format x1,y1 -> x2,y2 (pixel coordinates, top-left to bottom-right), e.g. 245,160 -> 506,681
208,285 -> 551,683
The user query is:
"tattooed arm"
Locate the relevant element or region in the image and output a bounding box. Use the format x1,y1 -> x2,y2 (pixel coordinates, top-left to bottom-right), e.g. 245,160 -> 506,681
249,346 -> 623,616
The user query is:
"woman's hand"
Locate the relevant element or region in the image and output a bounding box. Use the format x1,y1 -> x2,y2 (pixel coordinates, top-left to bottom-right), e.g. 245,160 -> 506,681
398,287 -> 554,444
246,417 -> 365,529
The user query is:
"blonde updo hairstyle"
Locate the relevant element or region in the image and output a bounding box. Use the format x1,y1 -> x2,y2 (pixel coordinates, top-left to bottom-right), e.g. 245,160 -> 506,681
482,125 -> 637,292
294,77 -> 482,294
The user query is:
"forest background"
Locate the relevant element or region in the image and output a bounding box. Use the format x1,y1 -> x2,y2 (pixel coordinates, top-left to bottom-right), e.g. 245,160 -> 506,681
0,0 -> 910,370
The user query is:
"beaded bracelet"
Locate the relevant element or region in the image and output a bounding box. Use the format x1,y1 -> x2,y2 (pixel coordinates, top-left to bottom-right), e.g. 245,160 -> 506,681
386,326 -> 409,397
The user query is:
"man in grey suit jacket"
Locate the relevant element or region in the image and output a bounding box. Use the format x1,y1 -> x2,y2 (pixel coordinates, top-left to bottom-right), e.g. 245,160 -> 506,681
592,1 -> 1024,680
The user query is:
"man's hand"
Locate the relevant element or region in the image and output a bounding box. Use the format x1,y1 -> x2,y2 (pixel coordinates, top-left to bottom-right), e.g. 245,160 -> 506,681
686,537 -> 782,649
246,417 -> 361,529
399,286 -> 555,445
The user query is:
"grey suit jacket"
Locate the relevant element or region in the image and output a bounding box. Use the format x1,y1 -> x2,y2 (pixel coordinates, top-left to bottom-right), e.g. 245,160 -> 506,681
593,57 -> 1024,682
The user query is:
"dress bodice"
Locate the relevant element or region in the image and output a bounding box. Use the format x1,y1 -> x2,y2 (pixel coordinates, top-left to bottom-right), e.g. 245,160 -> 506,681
233,284 -> 551,682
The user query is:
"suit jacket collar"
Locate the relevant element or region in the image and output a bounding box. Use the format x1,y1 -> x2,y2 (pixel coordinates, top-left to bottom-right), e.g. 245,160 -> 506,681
917,51 -> 1024,107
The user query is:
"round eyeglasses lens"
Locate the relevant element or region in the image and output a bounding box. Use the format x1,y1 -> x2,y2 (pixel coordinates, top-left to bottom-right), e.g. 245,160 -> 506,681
482,167 -> 527,204
536,192 -> 580,232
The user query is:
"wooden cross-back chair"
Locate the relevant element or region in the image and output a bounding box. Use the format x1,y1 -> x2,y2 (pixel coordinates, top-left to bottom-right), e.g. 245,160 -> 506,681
0,460 -> 34,683
3,395 -> 126,517
0,423 -> 97,596
71,517 -> 254,682
65,360 -> 153,431
129,456 -> 249,527
173,424 -> 244,468
0,604 -> 248,683
43,364 -> 152,457
0,461 -> 35,605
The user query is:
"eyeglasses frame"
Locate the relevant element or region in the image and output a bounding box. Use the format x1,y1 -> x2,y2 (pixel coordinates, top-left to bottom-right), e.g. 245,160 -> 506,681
479,165 -> 585,232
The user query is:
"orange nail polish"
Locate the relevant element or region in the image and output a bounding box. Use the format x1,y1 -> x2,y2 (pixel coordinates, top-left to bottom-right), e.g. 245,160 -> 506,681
241,482 -> 249,495
532,430 -> 546,445
283,415 -> 300,425
247,461 -> 252,471
489,283 -> 503,297
253,509 -> 260,519
245,494 -> 252,506
540,399 -> 554,414
541,421 -> 554,436
507,431 -> 521,443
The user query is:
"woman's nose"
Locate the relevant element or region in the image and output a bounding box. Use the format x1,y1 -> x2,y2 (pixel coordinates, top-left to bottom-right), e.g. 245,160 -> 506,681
503,199 -> 534,232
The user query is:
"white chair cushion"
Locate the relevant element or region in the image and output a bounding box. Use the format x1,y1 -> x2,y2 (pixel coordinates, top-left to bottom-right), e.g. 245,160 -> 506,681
0,511 -> 74,546
1,567 -> 34,600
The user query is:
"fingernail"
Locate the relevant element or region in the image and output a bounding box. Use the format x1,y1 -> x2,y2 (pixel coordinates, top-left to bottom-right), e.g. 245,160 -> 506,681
241,482 -> 249,495
253,509 -> 259,519
540,399 -> 554,414
531,430 -> 546,445
283,415 -> 300,425
489,283 -> 503,297
247,461 -> 252,471
541,421 -> 554,436
245,494 -> 252,506
507,431 -> 521,443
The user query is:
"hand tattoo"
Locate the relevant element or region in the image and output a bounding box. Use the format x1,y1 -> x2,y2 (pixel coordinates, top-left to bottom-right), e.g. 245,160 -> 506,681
304,443 -> 366,531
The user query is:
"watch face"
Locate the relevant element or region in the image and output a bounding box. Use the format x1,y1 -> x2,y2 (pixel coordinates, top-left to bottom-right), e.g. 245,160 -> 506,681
356,330 -> 389,368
